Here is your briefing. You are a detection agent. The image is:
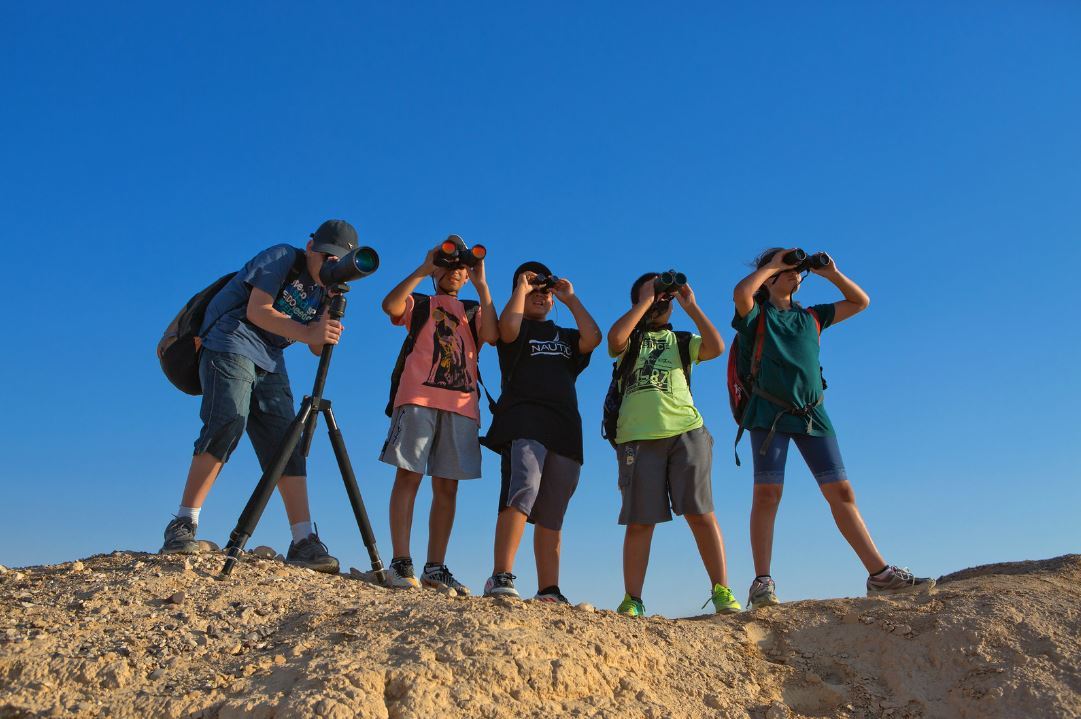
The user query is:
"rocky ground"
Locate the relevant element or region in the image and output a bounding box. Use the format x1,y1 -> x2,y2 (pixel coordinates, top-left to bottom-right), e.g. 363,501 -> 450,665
1,551 -> 1078,719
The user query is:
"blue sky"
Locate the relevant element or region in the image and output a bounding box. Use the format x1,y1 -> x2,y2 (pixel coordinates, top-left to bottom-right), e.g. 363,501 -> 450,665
3,3 -> 1079,618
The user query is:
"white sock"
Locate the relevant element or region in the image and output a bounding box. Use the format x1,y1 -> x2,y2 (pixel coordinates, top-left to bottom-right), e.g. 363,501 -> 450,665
177,506 -> 201,525
291,521 -> 314,543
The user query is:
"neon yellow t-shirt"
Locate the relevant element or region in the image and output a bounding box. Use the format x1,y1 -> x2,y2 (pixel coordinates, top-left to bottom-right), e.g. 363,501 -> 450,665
612,329 -> 703,443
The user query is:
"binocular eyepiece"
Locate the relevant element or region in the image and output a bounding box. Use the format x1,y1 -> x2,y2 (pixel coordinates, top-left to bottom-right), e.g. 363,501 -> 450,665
436,235 -> 487,269
781,249 -> 831,273
319,246 -> 380,286
654,269 -> 687,296
529,274 -> 560,291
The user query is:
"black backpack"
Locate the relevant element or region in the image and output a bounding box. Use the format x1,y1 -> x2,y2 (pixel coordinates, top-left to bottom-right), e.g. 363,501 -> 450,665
385,293 -> 493,417
157,249 -> 305,396
601,329 -> 693,448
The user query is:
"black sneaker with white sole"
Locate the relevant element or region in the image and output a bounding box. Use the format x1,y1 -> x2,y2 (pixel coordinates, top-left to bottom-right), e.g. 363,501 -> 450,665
483,572 -> 520,599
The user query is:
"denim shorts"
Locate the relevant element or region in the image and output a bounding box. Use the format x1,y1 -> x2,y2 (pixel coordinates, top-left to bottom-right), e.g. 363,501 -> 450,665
750,429 -> 847,486
193,349 -> 306,476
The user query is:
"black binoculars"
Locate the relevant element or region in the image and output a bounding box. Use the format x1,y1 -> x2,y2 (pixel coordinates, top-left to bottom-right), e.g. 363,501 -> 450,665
319,246 -> 380,285
781,249 -> 831,272
654,269 -> 687,296
529,274 -> 560,291
435,235 -> 487,269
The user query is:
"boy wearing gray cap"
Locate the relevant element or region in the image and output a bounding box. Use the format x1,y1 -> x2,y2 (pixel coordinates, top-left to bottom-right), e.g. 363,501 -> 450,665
159,220 -> 356,573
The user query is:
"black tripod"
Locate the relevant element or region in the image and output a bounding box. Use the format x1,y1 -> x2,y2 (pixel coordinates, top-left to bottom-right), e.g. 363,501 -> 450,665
220,284 -> 387,585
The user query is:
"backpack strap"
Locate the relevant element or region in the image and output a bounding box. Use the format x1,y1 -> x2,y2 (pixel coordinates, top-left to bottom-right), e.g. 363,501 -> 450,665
734,304 -> 769,466
384,293 -> 431,417
674,331 -> 693,391
805,307 -> 822,338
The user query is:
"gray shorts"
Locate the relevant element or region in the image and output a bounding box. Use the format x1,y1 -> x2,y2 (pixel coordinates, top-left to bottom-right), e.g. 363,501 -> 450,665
499,439 -> 581,531
617,426 -> 714,525
379,404 -> 482,480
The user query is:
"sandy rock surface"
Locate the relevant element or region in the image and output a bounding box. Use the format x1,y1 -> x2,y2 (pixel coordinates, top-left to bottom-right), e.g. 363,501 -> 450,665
1,552 -> 1078,718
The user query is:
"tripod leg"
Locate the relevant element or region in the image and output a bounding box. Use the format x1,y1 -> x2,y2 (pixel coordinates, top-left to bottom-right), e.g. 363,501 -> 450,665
220,398 -> 314,577
323,405 -> 388,586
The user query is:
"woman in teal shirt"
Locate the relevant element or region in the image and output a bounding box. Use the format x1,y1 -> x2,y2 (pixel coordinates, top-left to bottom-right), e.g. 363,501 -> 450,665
732,248 -> 934,609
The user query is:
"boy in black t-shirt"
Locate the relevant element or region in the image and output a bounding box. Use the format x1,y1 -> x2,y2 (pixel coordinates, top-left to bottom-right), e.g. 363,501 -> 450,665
481,262 -> 602,601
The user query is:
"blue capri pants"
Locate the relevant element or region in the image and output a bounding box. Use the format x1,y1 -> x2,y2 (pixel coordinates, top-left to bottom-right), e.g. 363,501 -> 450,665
750,429 -> 847,486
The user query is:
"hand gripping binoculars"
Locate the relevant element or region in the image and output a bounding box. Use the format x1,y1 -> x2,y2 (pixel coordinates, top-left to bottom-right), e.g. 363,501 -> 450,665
780,249 -> 832,272
319,246 -> 380,285
435,235 -> 487,269
653,269 -> 687,296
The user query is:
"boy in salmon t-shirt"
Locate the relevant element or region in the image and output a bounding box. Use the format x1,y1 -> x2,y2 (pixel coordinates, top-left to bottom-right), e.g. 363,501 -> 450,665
379,238 -> 499,592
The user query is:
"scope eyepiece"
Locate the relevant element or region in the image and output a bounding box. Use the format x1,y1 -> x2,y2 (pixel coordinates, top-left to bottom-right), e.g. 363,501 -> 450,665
320,246 -> 380,285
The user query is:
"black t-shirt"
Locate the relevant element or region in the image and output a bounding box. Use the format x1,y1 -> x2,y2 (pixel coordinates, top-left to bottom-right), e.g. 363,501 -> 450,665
482,319 -> 592,463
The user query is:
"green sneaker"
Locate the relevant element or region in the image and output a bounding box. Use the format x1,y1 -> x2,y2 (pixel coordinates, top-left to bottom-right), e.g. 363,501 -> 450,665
616,593 -> 645,617
703,584 -> 742,614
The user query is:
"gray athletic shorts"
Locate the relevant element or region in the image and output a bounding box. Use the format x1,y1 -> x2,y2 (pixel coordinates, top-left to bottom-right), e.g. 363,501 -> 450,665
499,439 -> 581,531
617,426 -> 714,525
379,404 -> 482,480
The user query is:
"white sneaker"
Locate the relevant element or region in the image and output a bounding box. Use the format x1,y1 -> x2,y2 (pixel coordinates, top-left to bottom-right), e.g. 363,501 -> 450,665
747,577 -> 780,610
388,558 -> 421,589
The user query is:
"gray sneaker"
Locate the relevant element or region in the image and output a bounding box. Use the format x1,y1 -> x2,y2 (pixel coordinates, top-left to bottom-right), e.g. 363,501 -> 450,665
483,572 -> 520,599
286,532 -> 340,574
160,516 -> 200,555
747,577 -> 780,610
866,566 -> 936,596
422,563 -> 471,596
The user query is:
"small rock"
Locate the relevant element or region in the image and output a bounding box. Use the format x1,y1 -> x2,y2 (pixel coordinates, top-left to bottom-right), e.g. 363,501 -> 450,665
206,625 -> 220,638
148,668 -> 165,680
167,591 -> 186,605
436,585 -> 457,598
576,602 -> 595,613
765,703 -> 790,719
251,546 -> 276,559
132,560 -> 146,571
894,624 -> 913,635
860,615 -> 875,625
71,561 -> 85,572
272,654 -> 286,665
196,540 -> 220,553
0,564 -> 8,573
704,693 -> 724,709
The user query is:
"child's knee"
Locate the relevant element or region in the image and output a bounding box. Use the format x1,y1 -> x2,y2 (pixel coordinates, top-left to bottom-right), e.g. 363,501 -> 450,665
432,477 -> 459,498
823,481 -> 856,504
753,484 -> 784,507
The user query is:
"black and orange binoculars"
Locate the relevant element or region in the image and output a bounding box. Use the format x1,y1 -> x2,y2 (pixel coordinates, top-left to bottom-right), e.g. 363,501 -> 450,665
436,235 -> 487,269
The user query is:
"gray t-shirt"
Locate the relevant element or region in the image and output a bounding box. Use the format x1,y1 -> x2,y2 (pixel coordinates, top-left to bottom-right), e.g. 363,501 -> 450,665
200,244 -> 323,373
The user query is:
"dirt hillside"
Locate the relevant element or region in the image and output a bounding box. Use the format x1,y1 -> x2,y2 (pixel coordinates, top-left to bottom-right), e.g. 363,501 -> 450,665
1,551 -> 1078,719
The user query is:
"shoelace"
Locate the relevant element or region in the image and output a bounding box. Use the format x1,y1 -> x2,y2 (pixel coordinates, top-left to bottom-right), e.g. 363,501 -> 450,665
493,572 -> 516,586
427,564 -> 460,586
702,586 -> 734,609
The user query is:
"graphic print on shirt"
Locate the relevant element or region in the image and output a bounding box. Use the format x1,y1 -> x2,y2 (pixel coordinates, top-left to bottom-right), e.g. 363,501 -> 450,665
273,279 -> 321,325
626,336 -> 673,395
424,307 -> 475,392
528,331 -> 572,359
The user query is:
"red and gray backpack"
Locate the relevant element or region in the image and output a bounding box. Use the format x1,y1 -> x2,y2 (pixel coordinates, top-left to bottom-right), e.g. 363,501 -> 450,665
726,303 -> 824,465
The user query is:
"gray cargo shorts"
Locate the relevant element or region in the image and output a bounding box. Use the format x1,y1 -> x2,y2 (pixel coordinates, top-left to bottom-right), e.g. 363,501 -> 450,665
617,426 -> 714,525
379,404 -> 482,480
498,439 -> 581,531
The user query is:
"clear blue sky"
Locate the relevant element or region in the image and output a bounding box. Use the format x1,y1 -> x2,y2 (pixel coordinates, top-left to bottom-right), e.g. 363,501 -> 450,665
3,3 -> 1079,617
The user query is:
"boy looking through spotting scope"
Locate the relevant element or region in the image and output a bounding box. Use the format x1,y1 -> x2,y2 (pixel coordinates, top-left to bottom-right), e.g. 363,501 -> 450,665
608,272 -> 741,616
481,262 -> 601,602
160,220 -> 355,572
379,236 -> 499,593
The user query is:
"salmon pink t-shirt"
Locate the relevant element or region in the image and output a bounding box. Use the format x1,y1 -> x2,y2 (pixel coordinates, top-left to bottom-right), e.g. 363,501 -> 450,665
391,293 -> 481,422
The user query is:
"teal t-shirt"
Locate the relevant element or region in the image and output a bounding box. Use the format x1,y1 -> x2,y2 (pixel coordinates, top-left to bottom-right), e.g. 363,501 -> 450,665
732,301 -> 837,436
611,329 -> 704,443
